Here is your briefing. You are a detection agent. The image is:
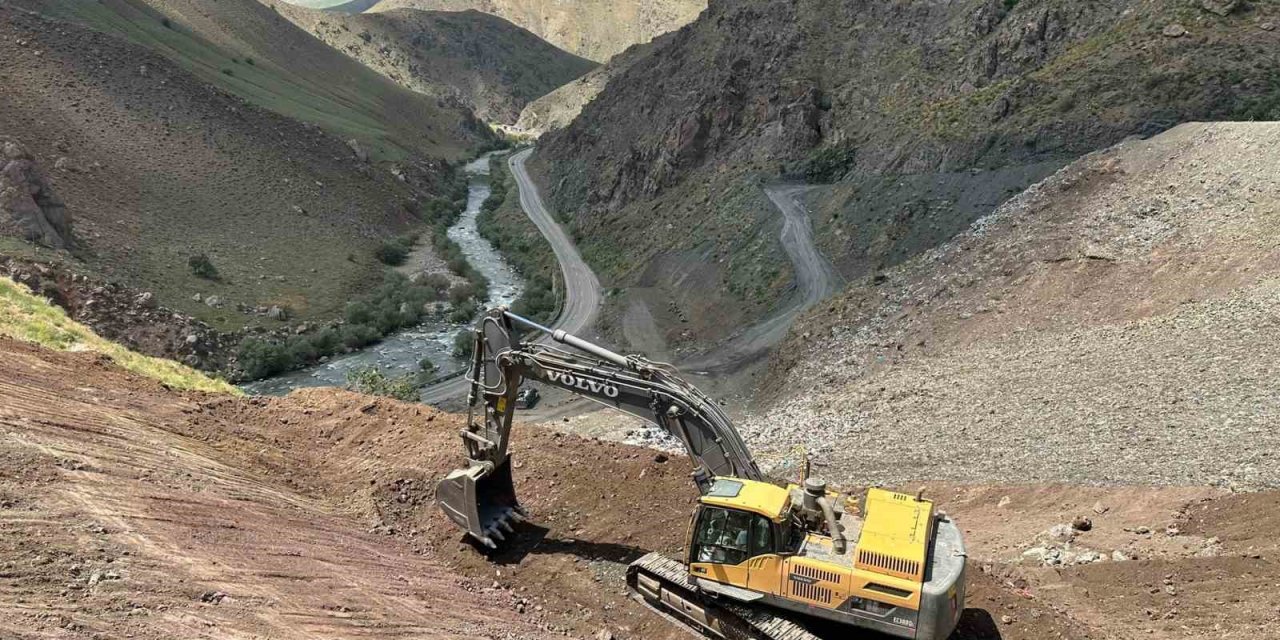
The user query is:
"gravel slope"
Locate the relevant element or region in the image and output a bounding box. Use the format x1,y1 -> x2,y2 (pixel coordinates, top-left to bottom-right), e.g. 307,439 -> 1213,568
753,122 -> 1280,489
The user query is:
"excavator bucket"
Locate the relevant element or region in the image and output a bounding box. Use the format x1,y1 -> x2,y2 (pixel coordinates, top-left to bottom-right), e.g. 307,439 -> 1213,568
436,459 -> 525,548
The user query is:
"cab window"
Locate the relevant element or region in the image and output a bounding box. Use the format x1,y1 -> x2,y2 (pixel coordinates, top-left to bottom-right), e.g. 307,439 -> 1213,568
694,507 -> 774,565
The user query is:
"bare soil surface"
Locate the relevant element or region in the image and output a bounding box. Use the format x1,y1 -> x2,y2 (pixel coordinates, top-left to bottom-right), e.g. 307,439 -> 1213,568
5,337 -> 1279,639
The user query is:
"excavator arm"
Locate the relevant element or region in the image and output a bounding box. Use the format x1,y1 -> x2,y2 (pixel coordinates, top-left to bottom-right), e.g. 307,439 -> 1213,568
437,308 -> 763,548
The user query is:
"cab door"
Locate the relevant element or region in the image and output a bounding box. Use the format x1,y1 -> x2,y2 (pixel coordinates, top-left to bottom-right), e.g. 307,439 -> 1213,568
745,514 -> 785,596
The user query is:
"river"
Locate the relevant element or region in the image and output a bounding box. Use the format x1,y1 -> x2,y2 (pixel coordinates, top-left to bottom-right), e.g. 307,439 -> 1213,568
243,153 -> 523,399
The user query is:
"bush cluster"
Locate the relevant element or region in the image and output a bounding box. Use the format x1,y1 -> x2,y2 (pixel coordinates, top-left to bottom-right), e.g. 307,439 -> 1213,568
235,271 -> 453,380
345,366 -> 420,402
375,234 -> 415,266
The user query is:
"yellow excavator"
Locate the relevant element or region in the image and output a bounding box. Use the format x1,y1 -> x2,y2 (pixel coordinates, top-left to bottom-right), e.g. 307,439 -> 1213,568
437,309 -> 967,640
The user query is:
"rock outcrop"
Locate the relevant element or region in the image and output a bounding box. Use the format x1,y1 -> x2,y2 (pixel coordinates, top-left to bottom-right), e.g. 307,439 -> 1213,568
1,141 -> 72,250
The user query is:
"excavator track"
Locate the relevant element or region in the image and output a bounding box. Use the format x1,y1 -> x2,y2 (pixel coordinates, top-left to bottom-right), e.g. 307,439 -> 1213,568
626,553 -> 821,640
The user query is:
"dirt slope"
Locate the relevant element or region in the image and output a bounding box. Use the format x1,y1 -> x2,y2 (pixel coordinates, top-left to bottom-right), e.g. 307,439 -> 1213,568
4,335 -> 1279,639
530,0 -> 1280,345
268,2 -> 596,124
756,122 -> 1280,488
0,5 -> 466,334
367,0 -> 706,62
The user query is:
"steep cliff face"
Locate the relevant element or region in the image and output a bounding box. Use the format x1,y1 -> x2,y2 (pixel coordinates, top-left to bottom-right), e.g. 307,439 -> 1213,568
270,3 -> 596,124
367,0 -> 706,62
531,0 -> 1280,345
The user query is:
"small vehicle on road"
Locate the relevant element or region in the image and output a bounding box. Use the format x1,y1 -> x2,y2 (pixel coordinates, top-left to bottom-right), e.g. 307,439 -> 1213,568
515,387 -> 540,409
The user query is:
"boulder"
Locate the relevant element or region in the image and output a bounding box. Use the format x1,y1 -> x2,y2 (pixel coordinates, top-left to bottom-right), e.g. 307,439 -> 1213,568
1162,23 -> 1188,37
346,138 -> 369,163
266,305 -> 288,321
1200,0 -> 1239,16
0,141 -> 72,249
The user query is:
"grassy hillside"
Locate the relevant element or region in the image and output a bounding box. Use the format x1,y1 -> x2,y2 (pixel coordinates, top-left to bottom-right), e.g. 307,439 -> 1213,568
0,276 -> 237,393
368,0 -> 705,62
270,3 -> 596,124
0,5 -> 468,335
14,0 -> 488,160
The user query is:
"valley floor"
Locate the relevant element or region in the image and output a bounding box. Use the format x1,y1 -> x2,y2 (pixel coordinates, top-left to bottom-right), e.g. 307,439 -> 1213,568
3,338 -> 1278,640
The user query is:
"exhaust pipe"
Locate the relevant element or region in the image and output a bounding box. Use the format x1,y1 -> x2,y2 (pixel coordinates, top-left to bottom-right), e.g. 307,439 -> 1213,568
436,458 -> 525,548
804,478 -> 847,555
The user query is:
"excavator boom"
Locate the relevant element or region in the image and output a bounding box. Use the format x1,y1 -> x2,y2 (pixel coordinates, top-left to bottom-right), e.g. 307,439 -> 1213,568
438,309 -> 762,548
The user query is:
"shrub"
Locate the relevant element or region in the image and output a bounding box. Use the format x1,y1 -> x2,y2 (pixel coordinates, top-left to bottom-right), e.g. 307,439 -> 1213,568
237,338 -> 292,379
375,238 -> 411,266
221,68 -> 234,77
340,323 -> 379,349
188,254 -> 219,280
452,330 -> 474,358
345,367 -> 419,402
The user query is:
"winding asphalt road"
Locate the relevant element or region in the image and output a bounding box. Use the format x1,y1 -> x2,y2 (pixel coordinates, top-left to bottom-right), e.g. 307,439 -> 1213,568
679,184 -> 843,372
419,148 -> 601,404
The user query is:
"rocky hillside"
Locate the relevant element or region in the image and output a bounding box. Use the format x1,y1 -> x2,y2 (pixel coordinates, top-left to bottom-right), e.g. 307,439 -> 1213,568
751,122 -> 1280,490
515,38 -> 656,137
367,0 -> 706,62
0,3 -> 472,341
530,0 -> 1280,348
268,2 -> 596,124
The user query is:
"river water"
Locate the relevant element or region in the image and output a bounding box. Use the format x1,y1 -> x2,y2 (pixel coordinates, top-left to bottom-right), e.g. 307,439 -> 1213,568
244,153 -> 523,398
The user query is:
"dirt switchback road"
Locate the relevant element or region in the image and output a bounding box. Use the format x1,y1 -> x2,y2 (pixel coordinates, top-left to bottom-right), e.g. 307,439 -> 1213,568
507,148 -> 603,334
680,184 -> 842,372
419,148 -> 601,404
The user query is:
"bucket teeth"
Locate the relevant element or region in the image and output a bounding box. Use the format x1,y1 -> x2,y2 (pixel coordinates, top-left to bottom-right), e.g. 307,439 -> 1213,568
499,520 -> 515,534
489,527 -> 507,542
480,536 -> 498,549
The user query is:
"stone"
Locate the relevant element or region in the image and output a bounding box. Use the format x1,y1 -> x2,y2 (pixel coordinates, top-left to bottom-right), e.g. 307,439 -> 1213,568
134,292 -> 155,308
266,305 -> 288,321
1261,22 -> 1276,31
204,295 -> 224,308
1200,0 -> 1239,16
346,138 -> 369,163
1162,24 -> 1188,37
53,156 -> 74,172
1071,516 -> 1093,532
191,293 -> 202,302
1092,501 -> 1109,515
1112,550 -> 1130,562
997,495 -> 1012,508
1075,551 -> 1103,564
1047,524 -> 1076,542
1001,614 -> 1015,624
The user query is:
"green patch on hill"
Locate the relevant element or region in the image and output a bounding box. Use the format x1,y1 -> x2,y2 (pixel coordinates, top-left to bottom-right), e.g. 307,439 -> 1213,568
25,0 -> 476,160
0,276 -> 238,394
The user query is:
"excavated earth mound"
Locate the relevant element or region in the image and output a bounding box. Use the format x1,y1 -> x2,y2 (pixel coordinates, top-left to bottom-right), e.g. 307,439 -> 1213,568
3,336 -> 1279,639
